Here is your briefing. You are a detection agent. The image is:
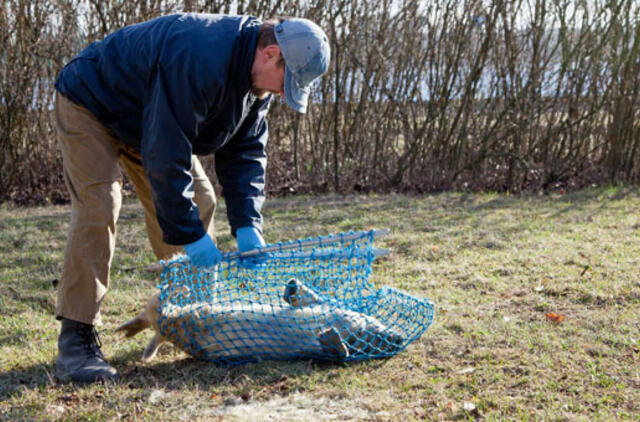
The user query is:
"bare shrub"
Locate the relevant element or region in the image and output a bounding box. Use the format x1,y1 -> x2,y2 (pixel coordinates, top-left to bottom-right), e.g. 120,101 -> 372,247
1,0 -> 639,204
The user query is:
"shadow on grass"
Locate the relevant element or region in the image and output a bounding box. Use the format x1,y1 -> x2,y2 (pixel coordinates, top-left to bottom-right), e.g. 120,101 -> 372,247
113,347 -> 375,394
0,362 -> 56,400
0,346 -> 379,401
548,186 -> 637,218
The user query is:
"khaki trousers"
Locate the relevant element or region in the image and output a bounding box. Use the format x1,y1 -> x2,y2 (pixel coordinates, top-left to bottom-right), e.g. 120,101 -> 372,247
54,94 -> 216,325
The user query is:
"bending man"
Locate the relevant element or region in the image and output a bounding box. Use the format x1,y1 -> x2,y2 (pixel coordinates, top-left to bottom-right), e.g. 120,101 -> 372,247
53,13 -> 330,383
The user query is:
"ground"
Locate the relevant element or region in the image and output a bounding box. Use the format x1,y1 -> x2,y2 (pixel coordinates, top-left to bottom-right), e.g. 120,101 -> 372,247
0,187 -> 639,421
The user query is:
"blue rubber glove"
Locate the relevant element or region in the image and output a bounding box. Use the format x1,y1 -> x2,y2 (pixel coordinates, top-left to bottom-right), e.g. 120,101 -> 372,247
183,234 -> 222,268
236,226 -> 267,268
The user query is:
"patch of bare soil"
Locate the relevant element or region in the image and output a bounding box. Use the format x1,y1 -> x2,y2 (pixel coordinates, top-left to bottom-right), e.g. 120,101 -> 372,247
205,392 -> 384,421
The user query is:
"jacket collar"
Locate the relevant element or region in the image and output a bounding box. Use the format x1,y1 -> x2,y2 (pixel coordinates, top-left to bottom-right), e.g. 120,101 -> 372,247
231,19 -> 260,94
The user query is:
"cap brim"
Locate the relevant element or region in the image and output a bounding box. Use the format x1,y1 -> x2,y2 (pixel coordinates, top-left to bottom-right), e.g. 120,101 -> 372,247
284,67 -> 310,113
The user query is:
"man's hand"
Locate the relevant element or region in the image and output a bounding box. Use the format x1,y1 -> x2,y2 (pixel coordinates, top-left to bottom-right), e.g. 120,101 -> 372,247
184,234 -> 222,268
236,227 -> 267,268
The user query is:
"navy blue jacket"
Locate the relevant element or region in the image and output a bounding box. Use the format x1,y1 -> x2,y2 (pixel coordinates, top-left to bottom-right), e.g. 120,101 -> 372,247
55,14 -> 271,245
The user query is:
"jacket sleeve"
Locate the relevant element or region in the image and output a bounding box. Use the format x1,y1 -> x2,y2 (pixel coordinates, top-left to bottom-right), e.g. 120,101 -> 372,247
141,49 -> 218,245
214,97 -> 271,237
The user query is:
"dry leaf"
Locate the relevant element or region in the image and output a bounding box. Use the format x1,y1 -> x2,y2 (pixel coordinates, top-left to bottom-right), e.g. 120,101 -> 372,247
545,312 -> 565,323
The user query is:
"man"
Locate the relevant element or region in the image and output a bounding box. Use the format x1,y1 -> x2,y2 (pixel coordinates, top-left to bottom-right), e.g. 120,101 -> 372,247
52,13 -> 330,383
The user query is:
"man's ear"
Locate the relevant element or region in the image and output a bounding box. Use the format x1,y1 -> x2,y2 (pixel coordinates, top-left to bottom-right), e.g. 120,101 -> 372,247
262,44 -> 281,62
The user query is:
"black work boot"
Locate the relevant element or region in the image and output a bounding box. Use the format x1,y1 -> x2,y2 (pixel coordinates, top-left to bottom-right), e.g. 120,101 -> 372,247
55,318 -> 119,384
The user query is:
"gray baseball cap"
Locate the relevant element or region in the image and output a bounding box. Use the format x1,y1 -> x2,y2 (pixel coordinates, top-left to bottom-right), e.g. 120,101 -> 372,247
274,18 -> 330,113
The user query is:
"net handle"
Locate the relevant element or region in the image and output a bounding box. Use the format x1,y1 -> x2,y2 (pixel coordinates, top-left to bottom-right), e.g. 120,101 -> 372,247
222,228 -> 390,260
135,229 -> 391,273
259,247 -> 390,260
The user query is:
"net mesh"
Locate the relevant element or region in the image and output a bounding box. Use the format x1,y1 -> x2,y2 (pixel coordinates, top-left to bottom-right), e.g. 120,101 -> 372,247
156,230 -> 434,365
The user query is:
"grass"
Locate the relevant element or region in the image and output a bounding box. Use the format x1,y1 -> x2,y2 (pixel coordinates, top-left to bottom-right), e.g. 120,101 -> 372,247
1,186 -> 639,421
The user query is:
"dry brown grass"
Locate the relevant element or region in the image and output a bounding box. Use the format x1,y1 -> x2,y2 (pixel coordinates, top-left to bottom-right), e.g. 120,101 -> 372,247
1,187 -> 639,421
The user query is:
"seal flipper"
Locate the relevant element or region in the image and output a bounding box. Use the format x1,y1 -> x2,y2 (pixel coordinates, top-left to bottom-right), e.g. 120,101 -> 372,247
318,327 -> 348,359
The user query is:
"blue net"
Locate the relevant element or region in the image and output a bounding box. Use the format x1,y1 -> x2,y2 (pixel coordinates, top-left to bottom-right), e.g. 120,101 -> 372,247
156,230 -> 434,365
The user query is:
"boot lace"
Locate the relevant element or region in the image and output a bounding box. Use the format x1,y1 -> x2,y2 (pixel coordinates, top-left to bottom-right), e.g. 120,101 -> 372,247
81,326 -> 106,360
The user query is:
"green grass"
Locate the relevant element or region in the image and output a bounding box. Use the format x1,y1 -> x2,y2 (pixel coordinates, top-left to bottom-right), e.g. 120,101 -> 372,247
1,186 -> 639,421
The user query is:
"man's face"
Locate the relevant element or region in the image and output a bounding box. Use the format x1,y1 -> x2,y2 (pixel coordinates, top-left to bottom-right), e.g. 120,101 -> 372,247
251,45 -> 286,100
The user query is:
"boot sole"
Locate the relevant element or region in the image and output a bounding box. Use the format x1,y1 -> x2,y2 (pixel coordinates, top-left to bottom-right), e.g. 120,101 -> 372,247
55,367 -> 120,384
